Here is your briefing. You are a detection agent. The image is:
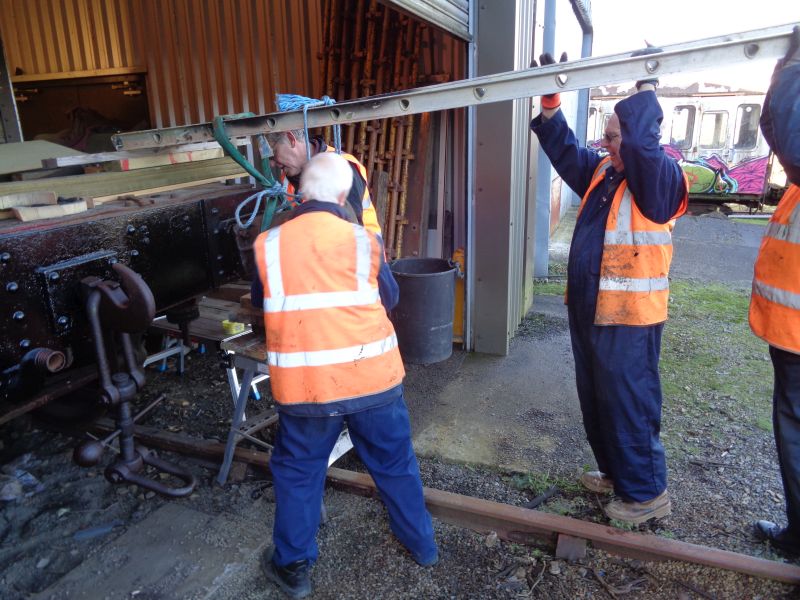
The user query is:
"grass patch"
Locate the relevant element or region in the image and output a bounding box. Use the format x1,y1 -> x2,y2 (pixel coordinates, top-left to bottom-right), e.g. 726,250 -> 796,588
661,281 -> 773,432
730,217 -> 768,226
509,471 -> 582,496
533,279 -> 567,297
608,518 -> 637,531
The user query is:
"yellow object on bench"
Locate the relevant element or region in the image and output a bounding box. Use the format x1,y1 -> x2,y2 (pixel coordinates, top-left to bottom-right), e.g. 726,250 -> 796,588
222,320 -> 246,335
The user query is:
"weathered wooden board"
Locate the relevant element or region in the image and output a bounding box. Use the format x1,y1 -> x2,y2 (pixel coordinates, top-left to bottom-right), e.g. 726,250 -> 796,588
0,157 -> 246,201
0,191 -> 57,210
105,148 -> 224,171
12,200 -> 88,221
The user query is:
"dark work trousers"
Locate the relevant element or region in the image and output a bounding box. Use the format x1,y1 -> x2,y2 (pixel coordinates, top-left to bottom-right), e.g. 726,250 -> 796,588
568,303 -> 668,503
770,345 -> 800,535
269,395 -> 437,567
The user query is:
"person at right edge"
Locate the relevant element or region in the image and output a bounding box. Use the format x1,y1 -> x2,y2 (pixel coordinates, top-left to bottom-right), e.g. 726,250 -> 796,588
530,50 -> 688,525
751,25 -> 800,557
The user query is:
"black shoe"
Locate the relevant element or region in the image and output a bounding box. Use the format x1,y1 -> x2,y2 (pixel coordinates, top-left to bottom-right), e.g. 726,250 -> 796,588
754,520 -> 800,556
260,546 -> 312,599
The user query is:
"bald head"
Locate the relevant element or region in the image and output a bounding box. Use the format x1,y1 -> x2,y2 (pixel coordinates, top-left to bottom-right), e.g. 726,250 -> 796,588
300,152 -> 353,205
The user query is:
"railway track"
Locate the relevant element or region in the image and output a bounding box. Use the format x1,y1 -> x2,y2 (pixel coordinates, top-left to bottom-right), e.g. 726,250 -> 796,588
76,419 -> 800,586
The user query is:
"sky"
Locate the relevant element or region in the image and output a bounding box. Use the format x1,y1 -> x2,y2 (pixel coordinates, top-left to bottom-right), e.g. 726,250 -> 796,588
589,0 -> 800,90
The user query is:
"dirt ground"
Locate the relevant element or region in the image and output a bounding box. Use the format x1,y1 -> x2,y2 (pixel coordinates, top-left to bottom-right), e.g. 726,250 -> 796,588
1,209 -> 799,599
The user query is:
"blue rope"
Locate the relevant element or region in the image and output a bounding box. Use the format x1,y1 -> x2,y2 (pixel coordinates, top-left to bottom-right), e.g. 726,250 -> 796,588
275,94 -> 342,159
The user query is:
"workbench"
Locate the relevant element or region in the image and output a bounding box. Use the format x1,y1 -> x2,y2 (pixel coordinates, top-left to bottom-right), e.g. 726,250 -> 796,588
216,332 -> 353,485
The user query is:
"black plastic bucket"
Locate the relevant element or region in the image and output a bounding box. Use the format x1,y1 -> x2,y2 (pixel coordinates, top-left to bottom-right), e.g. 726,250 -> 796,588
389,258 -> 455,364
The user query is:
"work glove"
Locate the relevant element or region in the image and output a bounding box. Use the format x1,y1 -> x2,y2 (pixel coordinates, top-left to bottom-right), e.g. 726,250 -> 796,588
631,45 -> 662,91
531,52 -> 568,110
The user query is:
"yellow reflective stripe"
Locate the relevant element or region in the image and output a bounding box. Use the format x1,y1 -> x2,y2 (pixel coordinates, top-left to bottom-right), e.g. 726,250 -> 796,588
264,222 -> 377,312
753,280 -> 800,310
593,159 -> 613,182
599,277 -> 669,292
353,224 -> 373,292
617,189 -> 633,232
604,231 -> 673,245
265,228 -> 284,296
765,222 -> 800,245
268,334 -> 398,368
264,289 -> 379,312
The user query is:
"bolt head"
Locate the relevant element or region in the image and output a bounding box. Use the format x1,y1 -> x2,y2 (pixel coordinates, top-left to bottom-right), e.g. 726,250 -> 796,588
48,272 -> 59,281
0,252 -> 10,263
12,310 -> 24,321
57,315 -> 69,326
6,281 -> 18,292
126,225 -> 136,234
19,339 -> 30,349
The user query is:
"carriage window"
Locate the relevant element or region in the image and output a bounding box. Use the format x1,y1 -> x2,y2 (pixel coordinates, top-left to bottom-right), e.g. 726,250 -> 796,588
699,111 -> 728,149
587,107 -> 598,143
670,105 -> 695,150
733,104 -> 761,150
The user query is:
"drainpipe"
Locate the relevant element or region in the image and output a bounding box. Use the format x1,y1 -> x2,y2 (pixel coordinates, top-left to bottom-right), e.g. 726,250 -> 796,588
533,0 -> 557,277
464,0 -> 477,351
571,0 -> 594,206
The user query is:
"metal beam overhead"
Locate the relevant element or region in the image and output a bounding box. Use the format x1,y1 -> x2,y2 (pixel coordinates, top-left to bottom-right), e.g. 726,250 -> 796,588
113,24 -> 795,152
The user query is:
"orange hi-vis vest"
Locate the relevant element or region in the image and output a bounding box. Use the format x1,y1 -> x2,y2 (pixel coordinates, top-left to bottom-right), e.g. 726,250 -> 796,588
579,158 -> 688,326
283,147 -> 382,237
253,210 -> 404,405
749,184 -> 800,354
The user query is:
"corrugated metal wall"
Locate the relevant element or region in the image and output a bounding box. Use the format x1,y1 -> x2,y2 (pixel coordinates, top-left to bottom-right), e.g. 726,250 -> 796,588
127,0 -> 323,127
1,0 -> 323,128
1,0 -> 139,77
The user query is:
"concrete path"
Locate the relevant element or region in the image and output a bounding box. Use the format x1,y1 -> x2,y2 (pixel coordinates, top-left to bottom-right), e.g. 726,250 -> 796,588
405,209 -> 768,476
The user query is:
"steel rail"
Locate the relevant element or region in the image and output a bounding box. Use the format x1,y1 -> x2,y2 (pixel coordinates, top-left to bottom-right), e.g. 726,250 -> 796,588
82,419 -> 800,584
113,23 -> 796,151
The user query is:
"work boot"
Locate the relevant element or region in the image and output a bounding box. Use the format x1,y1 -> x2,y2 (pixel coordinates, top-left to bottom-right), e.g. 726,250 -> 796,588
604,490 -> 671,525
754,520 -> 800,556
261,546 -> 312,599
580,471 -> 614,494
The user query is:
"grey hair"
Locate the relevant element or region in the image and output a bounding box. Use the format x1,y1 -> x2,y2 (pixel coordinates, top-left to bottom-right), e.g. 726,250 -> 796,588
265,129 -> 307,145
300,152 -> 353,204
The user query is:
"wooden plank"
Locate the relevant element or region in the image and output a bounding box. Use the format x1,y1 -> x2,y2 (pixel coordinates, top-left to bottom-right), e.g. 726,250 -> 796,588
41,140 -> 249,168
0,191 -> 57,210
0,158 -> 247,204
0,367 -> 98,426
205,282 -> 252,304
401,112 -> 435,257
10,66 -> 147,83
12,200 -> 88,222
105,148 -> 224,172
374,170 -> 390,235
89,173 -> 247,206
325,468 -> 800,585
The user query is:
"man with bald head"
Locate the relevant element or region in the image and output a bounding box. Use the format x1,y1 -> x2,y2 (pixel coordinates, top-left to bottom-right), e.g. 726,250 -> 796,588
252,152 -> 436,598
530,52 -> 687,525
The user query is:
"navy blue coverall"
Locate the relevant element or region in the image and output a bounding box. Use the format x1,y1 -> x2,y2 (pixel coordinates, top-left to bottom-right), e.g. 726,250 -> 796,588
531,91 -> 686,502
759,61 -> 800,537
251,201 -> 437,568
